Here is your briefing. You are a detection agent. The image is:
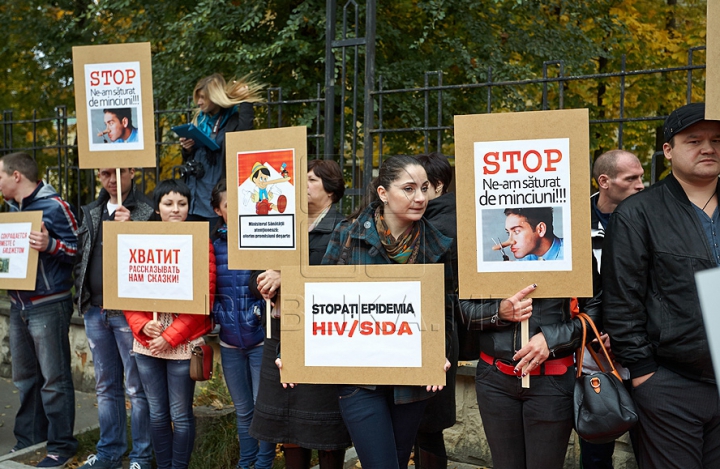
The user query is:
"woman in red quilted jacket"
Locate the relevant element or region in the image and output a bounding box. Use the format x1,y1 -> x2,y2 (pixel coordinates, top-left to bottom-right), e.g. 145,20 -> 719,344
125,179 -> 216,469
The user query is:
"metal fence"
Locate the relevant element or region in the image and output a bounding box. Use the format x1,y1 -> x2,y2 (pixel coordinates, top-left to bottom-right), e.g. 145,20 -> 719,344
0,45 -> 707,212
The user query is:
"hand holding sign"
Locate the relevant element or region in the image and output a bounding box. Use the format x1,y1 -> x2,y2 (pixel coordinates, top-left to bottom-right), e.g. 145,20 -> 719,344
275,358 -> 296,389
257,269 -> 281,300
498,283 -> 537,322
114,205 -> 131,222
426,359 -> 452,392
513,330 -> 550,378
142,319 -> 164,338
29,222 -> 50,252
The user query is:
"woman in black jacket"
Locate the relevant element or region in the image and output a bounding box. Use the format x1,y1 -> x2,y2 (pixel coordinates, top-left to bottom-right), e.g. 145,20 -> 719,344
179,73 -> 262,225
461,288 -> 601,469
249,159 -> 350,469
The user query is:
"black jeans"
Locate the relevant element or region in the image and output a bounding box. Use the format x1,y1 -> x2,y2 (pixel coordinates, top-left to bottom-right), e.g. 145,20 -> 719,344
632,366 -> 720,469
475,360 -> 574,469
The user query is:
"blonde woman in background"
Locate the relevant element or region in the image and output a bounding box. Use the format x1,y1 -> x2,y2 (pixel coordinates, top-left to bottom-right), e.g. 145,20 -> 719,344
179,73 -> 263,225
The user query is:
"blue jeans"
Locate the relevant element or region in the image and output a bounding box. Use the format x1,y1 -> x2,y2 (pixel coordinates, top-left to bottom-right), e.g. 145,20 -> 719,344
10,299 -> 78,457
337,386 -> 428,469
84,307 -> 152,464
135,354 -> 196,469
221,345 -> 275,469
475,360 -> 575,469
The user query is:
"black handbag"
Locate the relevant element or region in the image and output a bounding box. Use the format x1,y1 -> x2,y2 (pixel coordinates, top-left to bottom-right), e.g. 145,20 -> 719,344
573,312 -> 638,444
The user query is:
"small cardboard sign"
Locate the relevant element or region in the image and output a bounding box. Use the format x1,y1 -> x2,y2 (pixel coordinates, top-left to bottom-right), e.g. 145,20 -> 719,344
454,109 -> 592,299
695,267 -> 720,398
707,0 -> 720,120
0,212 -> 42,290
72,43 -> 156,169
226,126 -> 306,270
279,264 -> 446,386
102,221 -> 210,314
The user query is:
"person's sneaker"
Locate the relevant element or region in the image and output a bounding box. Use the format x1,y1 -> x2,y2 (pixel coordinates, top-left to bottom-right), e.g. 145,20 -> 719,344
35,454 -> 70,468
77,455 -> 121,469
129,462 -> 152,469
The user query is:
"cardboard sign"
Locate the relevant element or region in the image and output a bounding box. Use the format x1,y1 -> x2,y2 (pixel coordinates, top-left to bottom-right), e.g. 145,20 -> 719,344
72,43 -> 156,169
454,109 -> 592,299
695,267 -> 720,398
707,0 -> 720,120
226,127 -> 306,270
279,264 -> 446,386
102,221 -> 210,314
0,212 -> 42,290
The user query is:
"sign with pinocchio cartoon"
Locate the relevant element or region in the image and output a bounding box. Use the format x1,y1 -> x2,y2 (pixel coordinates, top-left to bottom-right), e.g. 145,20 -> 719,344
237,152 -> 295,248
225,126 -> 305,271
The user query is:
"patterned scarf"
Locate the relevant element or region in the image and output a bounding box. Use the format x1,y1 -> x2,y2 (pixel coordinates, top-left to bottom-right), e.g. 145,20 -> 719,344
374,206 -> 420,264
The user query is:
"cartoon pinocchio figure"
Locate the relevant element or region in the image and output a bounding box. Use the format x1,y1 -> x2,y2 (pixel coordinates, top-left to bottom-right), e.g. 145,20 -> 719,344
250,162 -> 290,215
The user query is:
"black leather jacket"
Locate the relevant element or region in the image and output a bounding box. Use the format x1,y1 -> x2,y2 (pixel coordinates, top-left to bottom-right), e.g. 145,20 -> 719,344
460,294 -> 601,362
602,173 -> 717,384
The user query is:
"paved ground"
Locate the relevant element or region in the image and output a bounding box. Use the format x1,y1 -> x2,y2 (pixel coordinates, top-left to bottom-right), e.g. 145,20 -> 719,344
0,377 -> 484,469
0,377 -> 99,455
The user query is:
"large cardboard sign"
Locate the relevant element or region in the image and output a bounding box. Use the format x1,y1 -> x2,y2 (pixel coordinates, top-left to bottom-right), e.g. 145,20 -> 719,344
695,267 -> 720,398
72,43 -> 156,169
708,0 -> 720,120
102,221 -> 210,314
454,109 -> 592,299
0,212 -> 42,290
279,264 -> 446,386
226,127 -> 305,270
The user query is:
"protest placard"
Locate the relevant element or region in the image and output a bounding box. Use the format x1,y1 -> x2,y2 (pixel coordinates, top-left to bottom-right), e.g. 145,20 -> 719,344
707,0 -> 720,120
454,109 -> 592,299
72,43 -> 156,168
102,221 -> 210,314
0,212 -> 42,290
226,126 -> 305,270
695,267 -> 720,398
279,264 -> 446,386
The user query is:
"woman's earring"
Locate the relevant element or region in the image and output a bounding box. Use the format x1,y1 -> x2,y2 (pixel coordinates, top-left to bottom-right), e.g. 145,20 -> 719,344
383,200 -> 388,205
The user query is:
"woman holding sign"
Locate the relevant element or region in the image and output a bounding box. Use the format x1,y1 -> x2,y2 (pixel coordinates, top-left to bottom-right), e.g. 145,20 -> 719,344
321,155 -> 454,469
249,159 -> 350,469
460,288 -> 601,468
125,180 -> 215,469
179,73 -> 263,225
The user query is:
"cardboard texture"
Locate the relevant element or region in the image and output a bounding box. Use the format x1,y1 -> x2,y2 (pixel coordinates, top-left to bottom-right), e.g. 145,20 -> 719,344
72,43 -> 156,169
279,264 -> 447,386
102,221 -> 210,314
0,211 -> 42,290
454,109 -> 593,299
226,126 -> 306,270
707,0 -> 720,120
695,267 -> 720,397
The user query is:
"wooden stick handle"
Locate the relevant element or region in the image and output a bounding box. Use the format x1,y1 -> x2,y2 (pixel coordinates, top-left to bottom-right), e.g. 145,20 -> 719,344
116,168 -> 123,206
521,319 -> 530,388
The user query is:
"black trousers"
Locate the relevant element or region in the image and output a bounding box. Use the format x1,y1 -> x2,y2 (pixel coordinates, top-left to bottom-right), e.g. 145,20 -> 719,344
475,360 -> 574,469
632,366 -> 720,469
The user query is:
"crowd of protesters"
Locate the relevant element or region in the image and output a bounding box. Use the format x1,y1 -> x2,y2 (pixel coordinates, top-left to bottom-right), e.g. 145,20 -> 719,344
2,87 -> 718,469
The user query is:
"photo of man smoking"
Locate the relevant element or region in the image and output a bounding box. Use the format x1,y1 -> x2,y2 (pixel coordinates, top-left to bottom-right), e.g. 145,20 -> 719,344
94,108 -> 139,143
484,207 -> 564,262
